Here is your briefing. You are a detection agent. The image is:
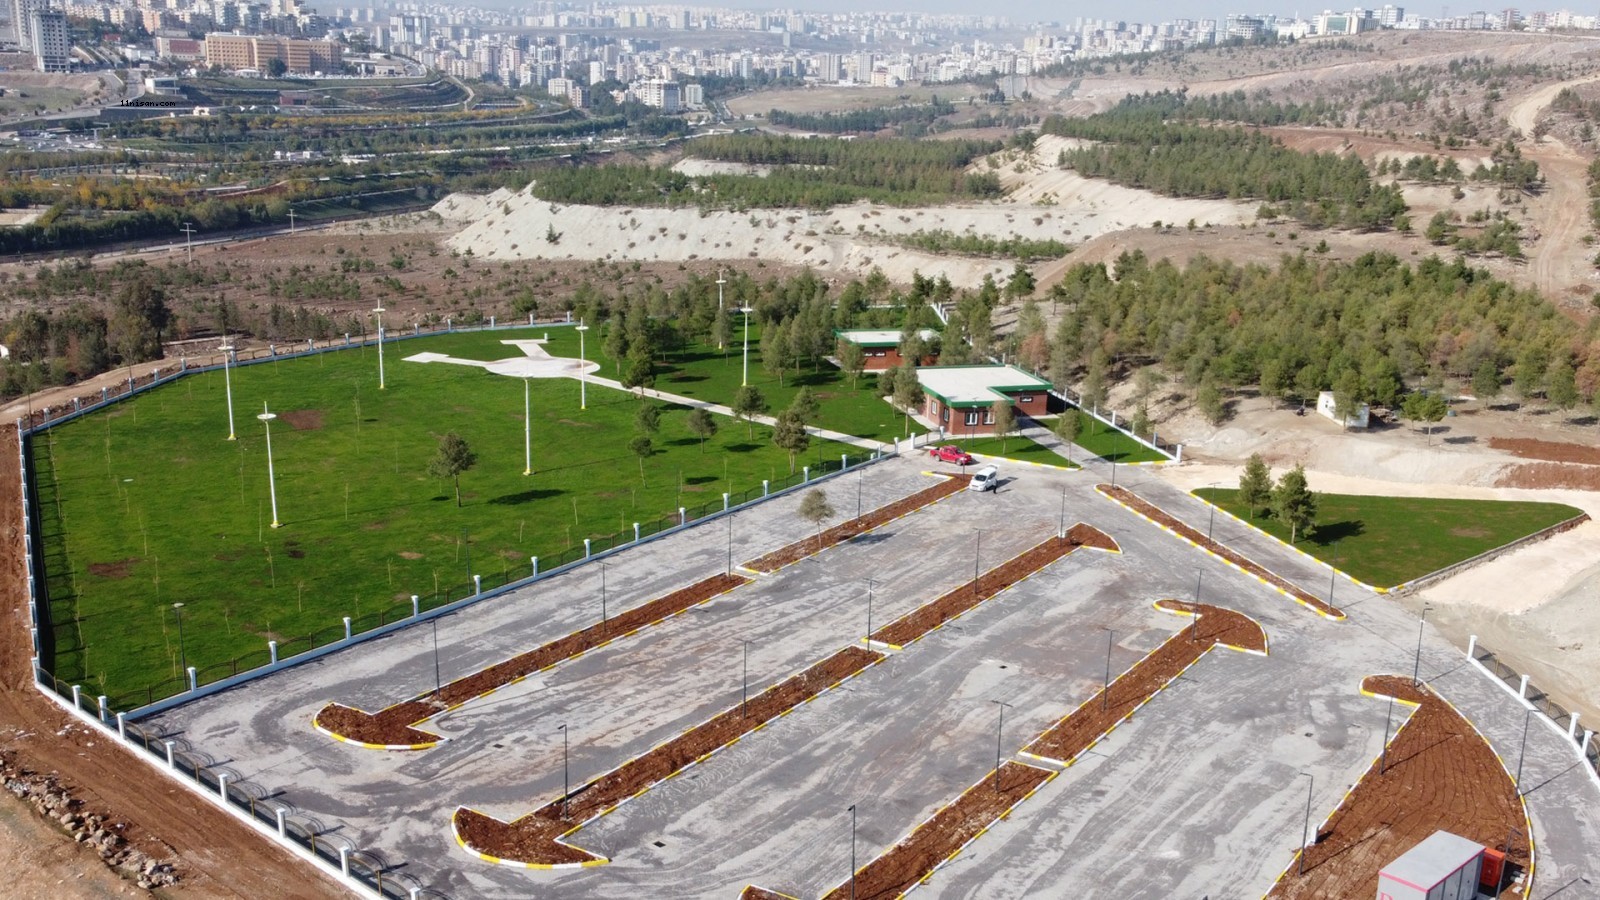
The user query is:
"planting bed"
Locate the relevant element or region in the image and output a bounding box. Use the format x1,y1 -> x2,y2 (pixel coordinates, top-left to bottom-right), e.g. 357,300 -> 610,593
454,646 -> 885,866
870,523 -> 1117,650
315,572 -> 751,748
1098,484 -> 1345,620
1021,600 -> 1267,765
742,474 -> 970,573
1267,675 -> 1532,900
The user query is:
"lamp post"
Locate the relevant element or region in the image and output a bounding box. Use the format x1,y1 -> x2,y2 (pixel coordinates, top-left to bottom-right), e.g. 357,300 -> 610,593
742,639 -> 751,717
1205,481 -> 1221,540
600,561 -> 608,624
372,305 -> 386,390
1514,706 -> 1533,790
739,305 -> 754,387
1102,628 -> 1115,711
1328,540 -> 1339,607
522,376 -> 533,476
1192,571 -> 1203,642
716,271 -> 727,349
558,724 -> 569,819
726,513 -> 733,576
258,403 -> 281,528
866,579 -> 875,645
857,467 -> 864,519
1380,695 -> 1394,774
1298,772 -> 1314,875
575,320 -> 590,410
431,616 -> 441,694
1413,605 -> 1432,686
991,699 -> 1013,792
220,337 -> 236,441
848,804 -> 857,900
171,602 -> 187,676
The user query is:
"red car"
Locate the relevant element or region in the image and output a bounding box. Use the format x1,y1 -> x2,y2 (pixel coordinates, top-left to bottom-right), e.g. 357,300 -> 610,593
929,445 -> 975,466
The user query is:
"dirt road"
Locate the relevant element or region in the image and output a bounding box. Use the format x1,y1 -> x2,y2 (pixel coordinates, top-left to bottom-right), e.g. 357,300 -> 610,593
1507,73 -> 1600,302
0,423 -> 347,898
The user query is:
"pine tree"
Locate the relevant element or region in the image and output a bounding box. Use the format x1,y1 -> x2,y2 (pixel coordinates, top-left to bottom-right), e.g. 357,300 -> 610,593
1238,453 -> 1272,519
1272,465 -> 1317,545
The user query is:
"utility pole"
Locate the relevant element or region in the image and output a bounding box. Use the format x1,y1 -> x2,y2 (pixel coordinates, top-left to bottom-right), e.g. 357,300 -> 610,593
991,699 -> 1013,791
716,270 -> 727,350
180,222 -> 195,264
287,208 -> 296,235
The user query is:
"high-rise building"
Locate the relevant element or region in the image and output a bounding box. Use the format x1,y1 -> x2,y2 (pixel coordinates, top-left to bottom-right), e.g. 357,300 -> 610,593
12,0 -> 48,48
30,7 -> 68,72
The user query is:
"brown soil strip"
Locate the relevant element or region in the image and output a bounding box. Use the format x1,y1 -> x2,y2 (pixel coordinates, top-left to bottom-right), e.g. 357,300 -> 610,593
742,474 -> 971,573
1022,601 -> 1267,765
315,572 -> 751,747
817,761 -> 1054,900
279,409 -> 324,431
1268,675 -> 1532,900
1489,436 -> 1600,466
1494,461 -> 1600,490
1098,484 -> 1345,620
86,558 -> 135,579
453,646 -> 884,865
870,523 -> 1118,650
0,423 -> 348,897
741,888 -> 798,900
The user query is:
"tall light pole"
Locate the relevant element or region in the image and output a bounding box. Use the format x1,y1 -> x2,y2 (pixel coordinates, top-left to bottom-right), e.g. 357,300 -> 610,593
865,579 -> 875,645
1380,695 -> 1394,774
1298,772 -> 1314,875
725,513 -> 733,576
258,402 -> 281,528
372,305 -> 386,390
600,561 -> 608,624
171,602 -> 187,676
742,639 -> 751,718
522,376 -> 533,476
558,724 -> 569,819
848,804 -> 857,900
1413,605 -> 1431,686
220,337 -> 236,441
739,305 -> 754,387
1205,481 -> 1221,540
716,271 -> 727,349
431,616 -> 441,694
1514,706 -> 1533,790
1102,628 -> 1115,711
992,699 -> 1013,792
575,320 -> 590,410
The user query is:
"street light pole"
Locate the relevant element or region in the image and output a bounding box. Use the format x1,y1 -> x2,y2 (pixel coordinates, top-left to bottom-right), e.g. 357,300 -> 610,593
742,639 -> 751,718
559,724 -> 569,819
431,617 -> 441,694
866,579 -> 875,645
716,271 -> 727,349
1380,696 -> 1394,774
522,377 -> 532,476
171,602 -> 187,676
258,403 -> 281,528
1514,706 -> 1533,790
600,562 -> 608,623
848,804 -> 857,900
1102,628 -> 1115,711
1413,605 -> 1431,686
739,305 -> 754,387
726,513 -> 733,576
372,305 -> 386,390
857,467 -> 864,519
576,320 -> 589,410
1206,482 -> 1220,540
1298,772 -> 1314,875
992,699 -> 1012,792
180,222 -> 195,263
218,338 -> 237,440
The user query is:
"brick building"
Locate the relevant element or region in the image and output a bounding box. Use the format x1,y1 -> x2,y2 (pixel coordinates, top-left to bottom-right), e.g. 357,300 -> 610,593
205,33 -> 343,74
916,365 -> 1051,436
836,329 -> 938,371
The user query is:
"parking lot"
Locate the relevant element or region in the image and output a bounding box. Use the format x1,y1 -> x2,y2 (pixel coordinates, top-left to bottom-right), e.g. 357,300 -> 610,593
145,455 -> 1600,898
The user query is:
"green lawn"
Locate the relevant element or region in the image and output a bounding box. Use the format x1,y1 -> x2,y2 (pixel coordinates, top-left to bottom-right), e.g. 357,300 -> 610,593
1070,415 -> 1169,464
550,325 -> 924,443
33,326 -> 857,706
1193,488 -> 1582,588
943,435 -> 1076,468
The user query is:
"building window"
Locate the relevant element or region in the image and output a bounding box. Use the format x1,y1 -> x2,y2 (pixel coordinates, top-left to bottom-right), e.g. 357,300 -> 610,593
871,349 -> 885,356
1017,395 -> 1033,403
940,406 -> 949,422
983,410 -> 995,425
964,411 -> 978,426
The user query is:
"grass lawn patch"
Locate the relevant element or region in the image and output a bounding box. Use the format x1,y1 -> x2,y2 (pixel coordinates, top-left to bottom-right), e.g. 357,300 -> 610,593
544,325 -> 924,444
32,326 -> 855,705
1193,488 -> 1583,588
952,435 -> 1076,468
1067,415 -> 1168,464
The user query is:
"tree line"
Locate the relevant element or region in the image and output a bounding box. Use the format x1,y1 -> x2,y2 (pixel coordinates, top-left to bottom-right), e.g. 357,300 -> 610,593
883,229 -> 1070,261
530,134 -> 1004,210
768,97 -> 956,134
1040,94 -> 1407,230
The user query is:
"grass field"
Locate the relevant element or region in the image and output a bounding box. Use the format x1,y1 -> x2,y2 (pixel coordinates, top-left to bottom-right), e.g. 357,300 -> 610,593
33,326 -> 857,704
570,326 -> 926,443
1061,415 -> 1169,464
1193,488 -> 1583,587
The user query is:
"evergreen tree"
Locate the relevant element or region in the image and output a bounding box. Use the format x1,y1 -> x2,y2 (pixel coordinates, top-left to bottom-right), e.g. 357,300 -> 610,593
687,407 -> 718,450
1238,452 -> 1273,519
732,385 -> 768,439
1273,465 -> 1318,544
427,432 -> 478,508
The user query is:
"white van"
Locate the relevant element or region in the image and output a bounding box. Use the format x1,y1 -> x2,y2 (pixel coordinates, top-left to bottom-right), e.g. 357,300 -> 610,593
968,465 -> 999,492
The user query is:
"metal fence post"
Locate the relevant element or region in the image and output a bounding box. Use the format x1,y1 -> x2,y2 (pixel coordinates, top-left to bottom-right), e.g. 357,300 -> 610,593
1570,712 -> 1581,740
165,740 -> 175,767
276,808 -> 287,836
762,480 -> 769,496
71,684 -> 81,711
678,506 -> 686,525
723,492 -> 730,511
343,617 -> 352,640
584,539 -> 591,558
218,772 -> 230,800
96,695 -> 108,723
187,666 -> 197,692
1519,674 -> 1530,698
269,640 -> 278,664
531,557 -> 539,577
803,466 -> 810,483
1468,634 -> 1478,657
473,574 -> 481,595
634,523 -> 640,542
339,846 -> 350,875
115,712 -> 126,741
1583,730 -> 1594,755
411,595 -> 420,618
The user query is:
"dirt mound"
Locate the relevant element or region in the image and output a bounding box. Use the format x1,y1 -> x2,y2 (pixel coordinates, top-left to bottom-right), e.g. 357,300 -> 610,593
1490,437 -> 1600,466
1494,462 -> 1600,490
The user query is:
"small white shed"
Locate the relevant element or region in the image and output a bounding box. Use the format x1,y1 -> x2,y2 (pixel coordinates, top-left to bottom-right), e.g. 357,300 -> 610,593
1316,390 -> 1370,429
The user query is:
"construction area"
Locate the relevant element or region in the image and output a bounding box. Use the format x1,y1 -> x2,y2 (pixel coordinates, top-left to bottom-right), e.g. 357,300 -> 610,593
135,454 -> 1600,899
